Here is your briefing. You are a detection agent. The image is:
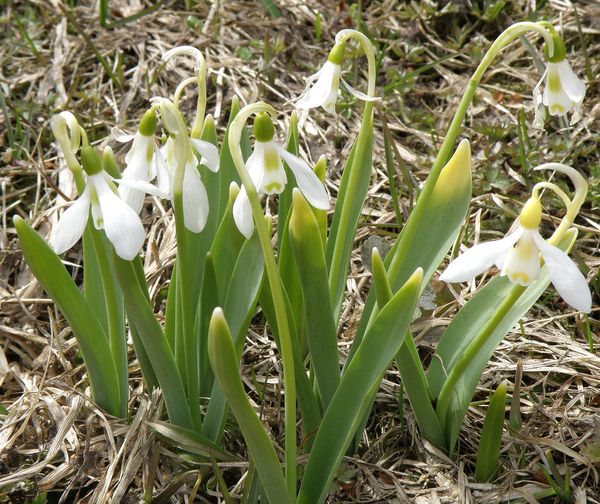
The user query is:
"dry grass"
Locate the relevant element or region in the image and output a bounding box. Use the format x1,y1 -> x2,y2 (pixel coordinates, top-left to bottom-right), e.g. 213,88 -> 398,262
0,0 -> 599,502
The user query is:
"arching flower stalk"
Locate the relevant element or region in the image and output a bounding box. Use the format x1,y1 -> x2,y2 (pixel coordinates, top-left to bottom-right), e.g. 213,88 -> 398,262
440,164 -> 591,312
295,29 -> 379,113
532,27 -> 586,128
232,112 -> 329,238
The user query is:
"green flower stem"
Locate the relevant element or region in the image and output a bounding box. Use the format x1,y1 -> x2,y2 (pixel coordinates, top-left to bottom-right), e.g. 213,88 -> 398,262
170,48 -> 207,139
88,226 -> 127,418
435,285 -> 525,429
228,102 -> 297,499
335,29 -> 378,98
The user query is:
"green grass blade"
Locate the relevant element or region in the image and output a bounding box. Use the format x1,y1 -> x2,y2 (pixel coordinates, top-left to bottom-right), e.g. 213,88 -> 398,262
297,269 -> 423,504
14,216 -> 121,415
289,191 -> 339,409
208,309 -> 291,504
475,381 -> 507,482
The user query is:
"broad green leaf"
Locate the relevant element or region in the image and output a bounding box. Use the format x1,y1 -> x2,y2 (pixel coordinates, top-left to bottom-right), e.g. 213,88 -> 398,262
15,217 -> 121,416
258,278 -> 322,446
297,268 -> 423,504
326,104 -> 374,319
475,381 -> 507,482
347,140 -> 472,369
83,228 -> 108,332
211,185 -> 246,304
203,230 -> 265,441
208,310 -> 291,504
434,230 -> 577,454
289,191 -> 339,409
112,254 -> 194,430
197,253 -> 219,398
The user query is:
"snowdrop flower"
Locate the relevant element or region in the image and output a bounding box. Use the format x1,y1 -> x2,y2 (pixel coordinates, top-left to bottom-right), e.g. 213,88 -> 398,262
440,193 -> 591,313
233,112 -> 329,238
126,97 -> 219,233
52,146 -> 145,261
111,108 -> 162,214
533,35 -> 586,128
295,41 -> 377,113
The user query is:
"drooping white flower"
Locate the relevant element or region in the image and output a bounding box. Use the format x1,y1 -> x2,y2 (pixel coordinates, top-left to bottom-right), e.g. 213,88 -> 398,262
112,109 -> 162,214
295,41 -> 377,113
532,38 -> 586,128
52,146 -> 145,261
233,112 -> 329,239
121,97 -> 219,234
440,196 -> 591,313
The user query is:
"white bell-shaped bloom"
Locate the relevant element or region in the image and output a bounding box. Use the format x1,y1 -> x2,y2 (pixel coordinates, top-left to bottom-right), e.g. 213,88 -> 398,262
295,42 -> 377,114
155,136 -> 219,233
440,197 -> 591,313
119,97 -> 220,234
233,138 -> 329,239
533,59 -> 586,128
52,147 -> 145,261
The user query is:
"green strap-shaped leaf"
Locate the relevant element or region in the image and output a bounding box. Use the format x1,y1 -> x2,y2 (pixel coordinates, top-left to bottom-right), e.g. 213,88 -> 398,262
197,253 -> 219,398
82,228 -> 108,332
202,230 -> 265,442
475,381 -> 507,482
14,216 -> 121,416
326,104 -> 374,320
289,191 -> 339,410
208,309 -> 291,504
434,230 -> 577,454
112,254 -> 194,430
346,140 -> 472,369
297,268 -> 423,504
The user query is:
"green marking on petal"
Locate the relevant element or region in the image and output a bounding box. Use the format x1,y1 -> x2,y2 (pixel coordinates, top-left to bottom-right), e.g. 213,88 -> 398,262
548,72 -> 561,93
263,148 -> 280,172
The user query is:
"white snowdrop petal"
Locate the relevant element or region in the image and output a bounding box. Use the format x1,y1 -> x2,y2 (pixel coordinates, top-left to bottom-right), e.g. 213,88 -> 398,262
182,165 -> 209,233
94,175 -> 145,260
232,187 -> 254,239
556,60 -> 586,102
295,62 -> 341,112
280,150 -> 329,210
340,78 -> 380,102
439,229 -> 523,283
111,127 -> 135,143
190,139 -> 220,173
533,233 -> 592,313
52,188 -> 91,254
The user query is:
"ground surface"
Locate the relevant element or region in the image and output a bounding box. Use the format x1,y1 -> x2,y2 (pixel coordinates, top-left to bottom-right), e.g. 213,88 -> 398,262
0,0 -> 599,502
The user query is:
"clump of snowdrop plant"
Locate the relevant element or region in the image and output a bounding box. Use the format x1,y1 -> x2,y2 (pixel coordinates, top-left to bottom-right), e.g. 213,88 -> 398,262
14,19 -> 592,504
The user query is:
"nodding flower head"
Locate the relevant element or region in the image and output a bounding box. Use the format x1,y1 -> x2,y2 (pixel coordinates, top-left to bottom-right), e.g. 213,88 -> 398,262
533,33 -> 586,128
440,164 -> 591,313
295,40 -> 378,114
52,146 -> 145,261
233,112 -> 330,238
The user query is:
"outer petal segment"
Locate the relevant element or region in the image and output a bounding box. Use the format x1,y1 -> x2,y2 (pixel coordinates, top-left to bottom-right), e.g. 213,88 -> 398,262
93,174 -> 145,260
440,228 -> 523,283
52,188 -> 91,254
233,188 -> 254,239
533,232 -> 592,312
280,150 -> 329,210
